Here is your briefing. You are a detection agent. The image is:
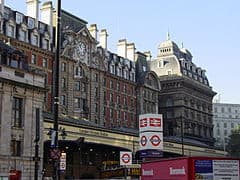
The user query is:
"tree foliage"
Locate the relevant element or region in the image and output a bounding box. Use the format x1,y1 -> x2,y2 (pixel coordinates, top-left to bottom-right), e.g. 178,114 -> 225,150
226,128 -> 240,157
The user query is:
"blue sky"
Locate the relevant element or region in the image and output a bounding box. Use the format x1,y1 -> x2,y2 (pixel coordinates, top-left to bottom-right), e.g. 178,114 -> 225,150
5,0 -> 240,104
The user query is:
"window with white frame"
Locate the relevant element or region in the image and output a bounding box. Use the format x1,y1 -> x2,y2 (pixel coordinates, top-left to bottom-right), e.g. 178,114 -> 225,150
42,38 -> 49,50
75,66 -> 83,77
8,24 -> 15,37
42,58 -> 48,68
75,81 -> 81,91
11,140 -> 22,156
159,60 -> 164,68
16,13 -> 23,24
12,97 -> 23,128
74,98 -> 81,108
61,62 -> 67,72
31,34 -> 38,46
19,29 -> 27,42
31,54 -> 37,64
61,95 -> 66,105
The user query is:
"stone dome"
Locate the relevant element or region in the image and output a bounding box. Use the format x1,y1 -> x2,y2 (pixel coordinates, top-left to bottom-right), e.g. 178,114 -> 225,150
158,40 -> 179,50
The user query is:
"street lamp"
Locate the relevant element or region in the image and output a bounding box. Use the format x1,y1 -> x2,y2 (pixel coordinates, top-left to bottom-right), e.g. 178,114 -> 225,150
52,0 -> 61,179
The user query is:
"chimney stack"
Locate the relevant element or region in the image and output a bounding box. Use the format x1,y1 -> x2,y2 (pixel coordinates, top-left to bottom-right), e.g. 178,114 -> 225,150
26,0 -> 40,26
99,29 -> 108,49
126,42 -> 135,61
88,24 -> 98,40
144,51 -> 152,61
40,1 -> 53,26
117,39 -> 127,58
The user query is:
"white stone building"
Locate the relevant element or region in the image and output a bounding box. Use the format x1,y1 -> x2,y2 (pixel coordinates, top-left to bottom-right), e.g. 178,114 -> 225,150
213,103 -> 240,150
0,41 -> 45,179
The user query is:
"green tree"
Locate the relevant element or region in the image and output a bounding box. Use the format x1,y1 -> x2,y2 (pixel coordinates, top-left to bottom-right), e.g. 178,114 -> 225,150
226,128 -> 240,157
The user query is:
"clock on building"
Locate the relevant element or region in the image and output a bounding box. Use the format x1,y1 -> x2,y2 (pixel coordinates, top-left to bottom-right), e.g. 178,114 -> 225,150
76,41 -> 87,57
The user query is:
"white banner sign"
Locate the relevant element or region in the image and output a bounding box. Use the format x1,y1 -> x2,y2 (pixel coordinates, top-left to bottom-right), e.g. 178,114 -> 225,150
139,114 -> 163,132
120,151 -> 132,166
59,152 -> 66,171
139,131 -> 163,151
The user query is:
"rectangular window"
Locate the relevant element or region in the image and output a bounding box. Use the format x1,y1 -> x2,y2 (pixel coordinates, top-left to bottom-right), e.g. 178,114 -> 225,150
12,97 -> 23,128
95,103 -> 98,113
74,98 -> 81,108
117,82 -> 120,91
8,25 -> 15,37
117,95 -> 120,104
11,140 -> 22,156
42,39 -> 49,50
61,62 -> 67,72
110,80 -> 113,89
61,78 -> 66,89
110,93 -> 113,102
31,34 -> 38,46
95,73 -> 98,82
75,81 -> 81,91
224,123 -> 227,128
82,83 -> 86,92
19,29 -> 27,42
42,58 -> 48,68
95,87 -> 98,97
61,95 -> 66,106
103,78 -> 106,86
31,54 -> 37,64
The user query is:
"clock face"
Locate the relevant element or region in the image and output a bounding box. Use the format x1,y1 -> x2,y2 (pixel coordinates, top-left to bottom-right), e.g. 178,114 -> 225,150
76,41 -> 86,56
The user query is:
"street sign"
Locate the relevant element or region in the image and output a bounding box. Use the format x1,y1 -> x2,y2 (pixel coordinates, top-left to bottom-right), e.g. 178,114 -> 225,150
139,132 -> 163,150
139,114 -> 163,132
120,151 -> 132,166
50,149 -> 61,160
60,152 -> 66,171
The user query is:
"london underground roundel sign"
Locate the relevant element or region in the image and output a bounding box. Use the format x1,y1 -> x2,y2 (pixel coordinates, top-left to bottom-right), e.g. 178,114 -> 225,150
150,135 -> 161,146
120,151 -> 132,165
140,135 -> 147,147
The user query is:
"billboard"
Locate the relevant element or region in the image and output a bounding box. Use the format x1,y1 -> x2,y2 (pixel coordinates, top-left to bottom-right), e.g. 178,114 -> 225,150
195,160 -> 239,180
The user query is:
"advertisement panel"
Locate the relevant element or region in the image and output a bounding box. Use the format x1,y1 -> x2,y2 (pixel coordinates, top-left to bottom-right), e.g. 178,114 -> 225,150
195,159 -> 239,180
139,114 -> 163,132
213,160 -> 239,180
141,158 -> 189,180
139,132 -> 163,151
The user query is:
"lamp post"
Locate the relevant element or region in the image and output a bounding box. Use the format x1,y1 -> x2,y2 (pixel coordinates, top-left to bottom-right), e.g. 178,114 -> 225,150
180,115 -> 184,156
53,0 -> 61,179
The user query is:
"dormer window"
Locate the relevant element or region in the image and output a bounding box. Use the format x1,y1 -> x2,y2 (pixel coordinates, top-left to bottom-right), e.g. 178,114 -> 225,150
42,38 -> 49,50
15,13 -> 23,24
7,24 -> 15,37
19,29 -> 27,42
159,60 -> 164,68
28,18 -> 35,29
31,34 -> 38,46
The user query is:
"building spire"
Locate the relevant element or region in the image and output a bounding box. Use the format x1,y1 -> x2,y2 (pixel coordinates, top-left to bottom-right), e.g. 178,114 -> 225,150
167,30 -> 170,40
181,42 -> 184,48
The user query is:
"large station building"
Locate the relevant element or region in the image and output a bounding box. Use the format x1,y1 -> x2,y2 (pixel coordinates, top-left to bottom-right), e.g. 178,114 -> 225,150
0,0 -> 221,179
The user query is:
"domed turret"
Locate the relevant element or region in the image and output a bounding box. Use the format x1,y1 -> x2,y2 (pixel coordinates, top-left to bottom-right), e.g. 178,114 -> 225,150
157,32 -> 179,57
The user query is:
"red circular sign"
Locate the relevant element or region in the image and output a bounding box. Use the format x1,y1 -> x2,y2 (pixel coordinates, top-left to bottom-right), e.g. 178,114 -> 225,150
150,135 -> 161,146
140,135 -> 147,146
121,153 -> 130,164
